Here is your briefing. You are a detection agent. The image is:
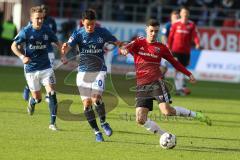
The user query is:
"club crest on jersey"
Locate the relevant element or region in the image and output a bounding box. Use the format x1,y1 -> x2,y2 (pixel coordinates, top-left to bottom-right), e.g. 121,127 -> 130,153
30,35 -> 34,39
154,47 -> 160,53
43,34 -> 48,40
97,37 -> 103,43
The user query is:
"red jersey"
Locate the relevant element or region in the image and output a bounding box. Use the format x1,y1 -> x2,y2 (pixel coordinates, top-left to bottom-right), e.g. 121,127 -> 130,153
168,20 -> 200,54
126,37 -> 192,85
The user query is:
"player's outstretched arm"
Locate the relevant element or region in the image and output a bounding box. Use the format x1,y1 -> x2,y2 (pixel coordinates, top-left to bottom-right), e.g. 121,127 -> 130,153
61,42 -> 72,64
61,42 -> 71,55
11,41 -> 30,64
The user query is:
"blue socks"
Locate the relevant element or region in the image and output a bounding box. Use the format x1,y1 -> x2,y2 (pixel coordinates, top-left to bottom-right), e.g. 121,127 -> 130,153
94,101 -> 106,124
84,106 -> 100,132
48,91 -> 58,125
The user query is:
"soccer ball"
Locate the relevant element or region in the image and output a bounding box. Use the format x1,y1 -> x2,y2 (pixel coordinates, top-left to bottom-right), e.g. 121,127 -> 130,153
159,133 -> 176,149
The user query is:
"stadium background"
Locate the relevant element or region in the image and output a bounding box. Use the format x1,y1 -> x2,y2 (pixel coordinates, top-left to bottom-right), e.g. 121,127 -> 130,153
0,0 -> 240,82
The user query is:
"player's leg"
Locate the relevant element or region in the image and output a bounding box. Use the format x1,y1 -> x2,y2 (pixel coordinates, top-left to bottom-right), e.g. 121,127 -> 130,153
25,72 -> 42,115
136,104 -> 166,135
159,103 -> 211,125
136,81 -> 166,135
23,85 -> 30,101
77,72 -> 103,141
155,79 -> 211,125
173,54 -> 185,95
92,94 -> 112,137
23,71 -> 30,101
45,84 -> 58,130
45,52 -> 56,103
173,53 -> 190,96
28,91 -> 42,115
82,98 -> 104,142
91,71 -> 112,136
42,68 -> 58,130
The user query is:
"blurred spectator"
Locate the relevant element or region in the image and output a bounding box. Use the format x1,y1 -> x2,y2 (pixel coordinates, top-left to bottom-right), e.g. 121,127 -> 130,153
114,0 -> 126,21
161,10 -> 179,44
197,4 -> 210,26
167,7 -> 200,95
0,16 -> 17,56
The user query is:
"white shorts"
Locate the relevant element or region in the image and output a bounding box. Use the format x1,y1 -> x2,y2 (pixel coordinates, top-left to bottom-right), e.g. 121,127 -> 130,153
25,68 -> 56,91
76,71 -> 106,100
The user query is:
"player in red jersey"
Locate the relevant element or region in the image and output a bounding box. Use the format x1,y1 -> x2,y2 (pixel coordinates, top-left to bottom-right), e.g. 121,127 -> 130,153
168,7 -> 200,96
120,19 -> 211,138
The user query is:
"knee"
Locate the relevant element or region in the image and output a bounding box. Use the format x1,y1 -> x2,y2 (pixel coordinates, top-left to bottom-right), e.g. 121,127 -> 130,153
92,94 -> 102,104
83,98 -> 92,108
136,116 -> 147,125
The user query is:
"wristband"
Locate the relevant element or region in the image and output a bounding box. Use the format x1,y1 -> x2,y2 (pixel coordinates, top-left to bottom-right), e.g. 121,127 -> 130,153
19,55 -> 25,60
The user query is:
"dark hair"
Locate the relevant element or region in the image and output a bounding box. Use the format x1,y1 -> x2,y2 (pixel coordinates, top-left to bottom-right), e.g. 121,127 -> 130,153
146,19 -> 160,27
30,6 -> 43,15
82,9 -> 96,20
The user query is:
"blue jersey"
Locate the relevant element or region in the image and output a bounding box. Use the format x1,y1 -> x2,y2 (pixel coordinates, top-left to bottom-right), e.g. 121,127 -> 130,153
14,23 -> 58,73
161,21 -> 171,37
67,27 -> 117,72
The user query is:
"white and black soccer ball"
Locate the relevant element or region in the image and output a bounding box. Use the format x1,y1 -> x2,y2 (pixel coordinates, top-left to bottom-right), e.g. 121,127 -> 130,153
159,133 -> 176,149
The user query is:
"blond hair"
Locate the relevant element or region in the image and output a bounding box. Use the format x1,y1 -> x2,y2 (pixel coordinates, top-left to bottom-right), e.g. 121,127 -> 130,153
30,6 -> 43,15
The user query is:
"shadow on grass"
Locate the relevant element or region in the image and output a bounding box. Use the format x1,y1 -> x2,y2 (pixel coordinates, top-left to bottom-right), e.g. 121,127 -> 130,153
105,139 -> 158,146
105,140 -> 240,153
106,139 -> 240,154
114,130 -> 152,136
177,145 -> 240,153
178,135 -> 240,142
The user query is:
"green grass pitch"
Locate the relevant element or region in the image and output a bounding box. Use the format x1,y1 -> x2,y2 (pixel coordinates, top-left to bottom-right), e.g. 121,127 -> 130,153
0,66 -> 240,160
